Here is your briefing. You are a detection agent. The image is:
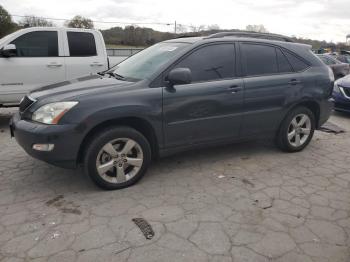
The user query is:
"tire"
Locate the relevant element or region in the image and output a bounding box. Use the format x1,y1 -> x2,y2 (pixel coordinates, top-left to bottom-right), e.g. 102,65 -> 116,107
84,126 -> 151,190
276,106 -> 315,152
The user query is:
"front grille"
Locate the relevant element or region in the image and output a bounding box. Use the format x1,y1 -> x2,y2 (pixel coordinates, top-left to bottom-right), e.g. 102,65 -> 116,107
342,87 -> 350,98
19,95 -> 36,113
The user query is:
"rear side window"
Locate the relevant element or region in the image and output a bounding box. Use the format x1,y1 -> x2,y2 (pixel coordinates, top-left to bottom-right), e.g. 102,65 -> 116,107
67,32 -> 97,57
173,44 -> 235,82
11,31 -> 58,57
241,43 -> 278,76
276,49 -> 293,73
284,51 -> 309,71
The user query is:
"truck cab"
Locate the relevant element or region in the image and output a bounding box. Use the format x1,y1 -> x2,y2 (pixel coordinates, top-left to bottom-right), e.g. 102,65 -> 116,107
0,27 -> 109,106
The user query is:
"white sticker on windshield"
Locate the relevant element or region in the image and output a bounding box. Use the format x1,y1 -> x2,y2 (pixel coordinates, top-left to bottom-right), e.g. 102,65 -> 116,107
160,46 -> 178,52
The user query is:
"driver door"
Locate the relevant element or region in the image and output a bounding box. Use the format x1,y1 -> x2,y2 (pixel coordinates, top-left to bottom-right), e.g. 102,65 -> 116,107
162,43 -> 244,147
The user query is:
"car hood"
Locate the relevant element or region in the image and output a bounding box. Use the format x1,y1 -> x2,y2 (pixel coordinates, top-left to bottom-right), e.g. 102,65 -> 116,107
337,75 -> 350,88
30,74 -> 138,102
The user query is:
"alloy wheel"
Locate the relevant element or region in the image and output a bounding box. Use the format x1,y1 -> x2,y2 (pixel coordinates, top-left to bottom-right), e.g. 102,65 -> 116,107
287,114 -> 311,147
96,138 -> 144,184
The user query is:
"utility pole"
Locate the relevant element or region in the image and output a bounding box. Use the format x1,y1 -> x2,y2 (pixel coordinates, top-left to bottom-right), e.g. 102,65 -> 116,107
174,21 -> 177,34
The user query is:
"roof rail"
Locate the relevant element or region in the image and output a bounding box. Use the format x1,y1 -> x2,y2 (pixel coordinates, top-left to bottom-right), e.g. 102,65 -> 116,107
175,34 -> 200,39
205,32 -> 295,43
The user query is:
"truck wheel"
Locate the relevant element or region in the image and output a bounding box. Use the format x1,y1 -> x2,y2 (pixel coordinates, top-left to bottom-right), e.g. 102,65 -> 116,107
84,126 -> 151,190
276,106 -> 315,152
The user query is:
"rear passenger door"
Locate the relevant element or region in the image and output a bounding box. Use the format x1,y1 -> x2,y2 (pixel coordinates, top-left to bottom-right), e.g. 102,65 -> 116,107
64,31 -> 107,80
163,43 -> 244,147
240,42 -> 308,136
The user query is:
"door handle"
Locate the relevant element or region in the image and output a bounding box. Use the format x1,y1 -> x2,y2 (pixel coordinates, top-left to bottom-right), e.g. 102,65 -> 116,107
47,63 -> 63,68
90,62 -> 104,67
288,79 -> 301,85
228,85 -> 243,94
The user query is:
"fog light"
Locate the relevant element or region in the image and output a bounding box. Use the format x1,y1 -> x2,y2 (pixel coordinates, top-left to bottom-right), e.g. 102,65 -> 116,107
32,144 -> 54,151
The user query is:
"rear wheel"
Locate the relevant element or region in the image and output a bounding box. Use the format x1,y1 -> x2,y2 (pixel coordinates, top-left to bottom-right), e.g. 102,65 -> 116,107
84,126 -> 151,190
276,107 -> 315,152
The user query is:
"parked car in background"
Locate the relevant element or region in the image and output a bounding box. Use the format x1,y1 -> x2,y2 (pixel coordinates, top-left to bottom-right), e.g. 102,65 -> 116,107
340,50 -> 350,56
10,32 -> 334,189
0,27 -> 122,107
335,55 -> 350,64
333,75 -> 350,113
317,54 -> 350,79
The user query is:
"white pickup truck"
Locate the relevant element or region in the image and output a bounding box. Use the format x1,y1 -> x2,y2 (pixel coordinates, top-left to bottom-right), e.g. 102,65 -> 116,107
0,27 -> 124,106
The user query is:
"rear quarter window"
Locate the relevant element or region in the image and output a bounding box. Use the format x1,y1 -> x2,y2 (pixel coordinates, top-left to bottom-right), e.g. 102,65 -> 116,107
276,48 -> 293,73
283,50 -> 310,72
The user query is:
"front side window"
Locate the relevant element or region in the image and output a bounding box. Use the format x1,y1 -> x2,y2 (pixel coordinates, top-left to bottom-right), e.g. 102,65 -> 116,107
10,31 -> 58,57
241,43 -> 278,76
173,44 -> 235,82
67,32 -> 97,57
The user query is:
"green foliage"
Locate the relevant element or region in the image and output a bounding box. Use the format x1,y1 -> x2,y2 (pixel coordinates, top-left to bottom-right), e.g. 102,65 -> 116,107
66,15 -> 94,29
0,5 -> 17,38
102,26 -> 175,47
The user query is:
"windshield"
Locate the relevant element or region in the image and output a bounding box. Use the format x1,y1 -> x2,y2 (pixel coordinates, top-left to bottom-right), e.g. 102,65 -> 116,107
113,42 -> 189,81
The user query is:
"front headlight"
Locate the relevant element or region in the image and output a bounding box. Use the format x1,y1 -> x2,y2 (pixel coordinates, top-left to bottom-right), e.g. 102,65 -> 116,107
32,101 -> 78,124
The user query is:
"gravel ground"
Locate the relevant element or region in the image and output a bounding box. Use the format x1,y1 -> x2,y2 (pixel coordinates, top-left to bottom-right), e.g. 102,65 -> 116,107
0,108 -> 350,262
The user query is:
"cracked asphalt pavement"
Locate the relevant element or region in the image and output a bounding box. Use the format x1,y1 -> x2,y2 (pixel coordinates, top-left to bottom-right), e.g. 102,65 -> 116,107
0,108 -> 350,262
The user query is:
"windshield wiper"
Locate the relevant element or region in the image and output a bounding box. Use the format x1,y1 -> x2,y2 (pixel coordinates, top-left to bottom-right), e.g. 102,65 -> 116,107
102,71 -> 126,80
113,73 -> 126,80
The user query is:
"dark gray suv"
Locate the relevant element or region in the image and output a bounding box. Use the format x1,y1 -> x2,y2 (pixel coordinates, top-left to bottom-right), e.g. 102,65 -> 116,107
10,32 -> 334,189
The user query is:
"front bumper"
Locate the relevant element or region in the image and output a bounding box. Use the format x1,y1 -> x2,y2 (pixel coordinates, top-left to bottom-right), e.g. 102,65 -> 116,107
333,92 -> 350,113
10,112 -> 82,168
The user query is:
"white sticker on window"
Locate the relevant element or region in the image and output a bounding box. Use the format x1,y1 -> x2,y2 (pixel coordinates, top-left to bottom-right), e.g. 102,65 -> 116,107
160,46 -> 178,52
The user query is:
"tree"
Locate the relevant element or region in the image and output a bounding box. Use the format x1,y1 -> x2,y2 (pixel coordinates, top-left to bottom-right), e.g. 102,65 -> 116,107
0,5 -> 17,38
246,24 -> 269,33
189,24 -> 206,32
175,24 -> 187,34
66,15 -> 94,29
18,15 -> 54,27
207,24 -> 220,31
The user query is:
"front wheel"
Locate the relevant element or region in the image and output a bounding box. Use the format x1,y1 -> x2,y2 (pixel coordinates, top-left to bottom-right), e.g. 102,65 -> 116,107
276,107 -> 315,152
84,126 -> 151,190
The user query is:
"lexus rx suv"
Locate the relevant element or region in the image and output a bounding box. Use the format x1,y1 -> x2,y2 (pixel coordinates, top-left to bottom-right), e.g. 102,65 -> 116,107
10,32 -> 334,189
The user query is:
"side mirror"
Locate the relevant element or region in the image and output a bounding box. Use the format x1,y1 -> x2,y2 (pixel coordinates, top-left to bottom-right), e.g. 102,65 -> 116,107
167,68 -> 192,86
1,44 -> 17,57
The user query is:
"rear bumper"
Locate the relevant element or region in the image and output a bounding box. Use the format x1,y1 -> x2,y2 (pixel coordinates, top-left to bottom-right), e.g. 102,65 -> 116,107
317,98 -> 334,128
10,112 -> 82,168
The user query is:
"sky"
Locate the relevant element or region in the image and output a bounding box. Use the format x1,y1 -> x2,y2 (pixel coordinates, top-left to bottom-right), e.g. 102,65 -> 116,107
1,0 -> 350,43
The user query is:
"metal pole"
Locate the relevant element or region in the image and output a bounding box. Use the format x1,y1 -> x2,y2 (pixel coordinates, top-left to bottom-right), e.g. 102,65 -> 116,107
174,21 -> 177,34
